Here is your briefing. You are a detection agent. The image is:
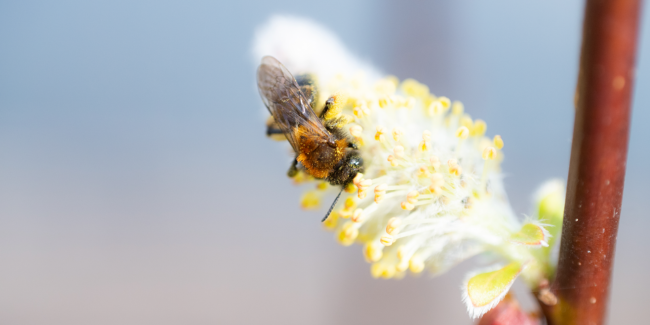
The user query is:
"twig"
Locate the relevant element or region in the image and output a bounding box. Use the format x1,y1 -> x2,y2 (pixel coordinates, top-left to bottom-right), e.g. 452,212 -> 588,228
539,1 -> 642,324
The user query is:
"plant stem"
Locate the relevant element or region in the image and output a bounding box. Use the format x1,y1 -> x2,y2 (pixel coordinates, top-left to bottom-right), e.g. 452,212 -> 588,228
539,1 -> 642,324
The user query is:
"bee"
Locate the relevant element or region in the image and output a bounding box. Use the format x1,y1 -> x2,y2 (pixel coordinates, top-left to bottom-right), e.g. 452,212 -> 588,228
257,56 -> 363,221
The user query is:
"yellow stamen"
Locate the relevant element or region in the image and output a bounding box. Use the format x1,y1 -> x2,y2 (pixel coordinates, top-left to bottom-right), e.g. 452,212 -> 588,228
401,201 -> 415,210
393,145 -> 405,158
392,128 -> 403,141
349,125 -> 363,138
386,217 -> 402,235
364,243 -> 383,262
430,173 -> 445,193
473,119 -> 487,136
409,255 -> 425,273
452,101 -> 464,115
494,135 -> 504,149
456,126 -> 470,139
375,126 -> 385,141
380,235 -> 395,246
352,208 -> 364,223
482,147 -> 497,160
430,156 -> 441,169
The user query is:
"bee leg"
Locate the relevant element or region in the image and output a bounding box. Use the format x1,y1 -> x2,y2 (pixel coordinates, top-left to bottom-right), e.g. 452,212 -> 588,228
266,124 -> 284,137
347,142 -> 358,150
319,97 -> 336,119
287,157 -> 299,178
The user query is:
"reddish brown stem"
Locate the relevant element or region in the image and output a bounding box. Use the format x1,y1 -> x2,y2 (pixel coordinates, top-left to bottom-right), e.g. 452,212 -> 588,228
539,1 -> 642,324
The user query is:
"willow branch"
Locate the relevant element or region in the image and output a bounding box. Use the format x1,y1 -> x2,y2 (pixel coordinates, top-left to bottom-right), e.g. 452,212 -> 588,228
539,1 -> 642,324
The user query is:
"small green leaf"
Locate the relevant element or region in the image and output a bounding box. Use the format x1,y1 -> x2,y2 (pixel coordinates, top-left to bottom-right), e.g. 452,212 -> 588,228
510,223 -> 550,247
463,262 -> 524,318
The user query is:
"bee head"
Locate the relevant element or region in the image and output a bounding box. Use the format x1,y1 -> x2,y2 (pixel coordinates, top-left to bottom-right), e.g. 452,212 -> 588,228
326,153 -> 364,186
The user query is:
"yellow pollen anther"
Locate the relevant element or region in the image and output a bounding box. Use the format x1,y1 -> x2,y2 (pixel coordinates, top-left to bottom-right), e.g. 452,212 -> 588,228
409,255 -> 425,273
482,146 -> 497,160
473,119 -> 487,136
301,191 -> 320,209
358,190 -> 368,200
387,155 -> 398,167
353,105 -> 367,118
419,140 -> 428,152
396,246 -> 407,260
349,125 -> 363,138
401,201 -> 415,210
494,135 -> 504,149
407,190 -> 420,204
352,208 -> 364,223
438,96 -> 451,109
460,115 -> 473,130
322,211 -> 338,229
428,100 -> 445,115
316,182 -> 328,190
393,145 -> 405,158
344,183 -> 356,193
456,126 -> 470,139
378,97 -> 389,108
364,243 -> 383,262
344,197 -> 356,209
448,159 -> 462,176
396,260 -> 409,272
352,173 -> 364,186
380,235 -> 395,246
375,126 -> 385,141
452,101 -> 464,115
386,217 -> 402,235
374,184 -> 388,203
359,179 -> 372,188
418,166 -> 430,178
422,130 -> 432,142
404,97 -> 415,109
337,222 -> 358,246
392,128 -> 403,141
430,173 -> 445,193
430,156 -> 441,169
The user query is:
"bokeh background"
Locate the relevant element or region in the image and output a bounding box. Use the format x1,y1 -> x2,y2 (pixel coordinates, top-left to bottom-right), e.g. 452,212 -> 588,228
1,1 -> 648,324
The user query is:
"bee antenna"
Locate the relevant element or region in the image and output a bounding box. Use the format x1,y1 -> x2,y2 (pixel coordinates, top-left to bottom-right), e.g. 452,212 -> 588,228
322,187 -> 344,222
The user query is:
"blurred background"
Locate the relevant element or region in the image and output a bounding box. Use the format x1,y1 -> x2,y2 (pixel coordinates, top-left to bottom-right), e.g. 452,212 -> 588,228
0,1 -> 648,324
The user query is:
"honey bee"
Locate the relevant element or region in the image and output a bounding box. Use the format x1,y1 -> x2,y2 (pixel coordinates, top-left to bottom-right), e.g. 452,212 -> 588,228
257,56 -> 363,221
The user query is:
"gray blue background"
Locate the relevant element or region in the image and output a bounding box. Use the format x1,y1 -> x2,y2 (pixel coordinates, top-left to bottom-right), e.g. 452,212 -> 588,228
1,1 -> 648,324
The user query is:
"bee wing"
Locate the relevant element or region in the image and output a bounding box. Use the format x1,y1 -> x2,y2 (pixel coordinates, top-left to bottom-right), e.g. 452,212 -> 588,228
257,56 -> 330,152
